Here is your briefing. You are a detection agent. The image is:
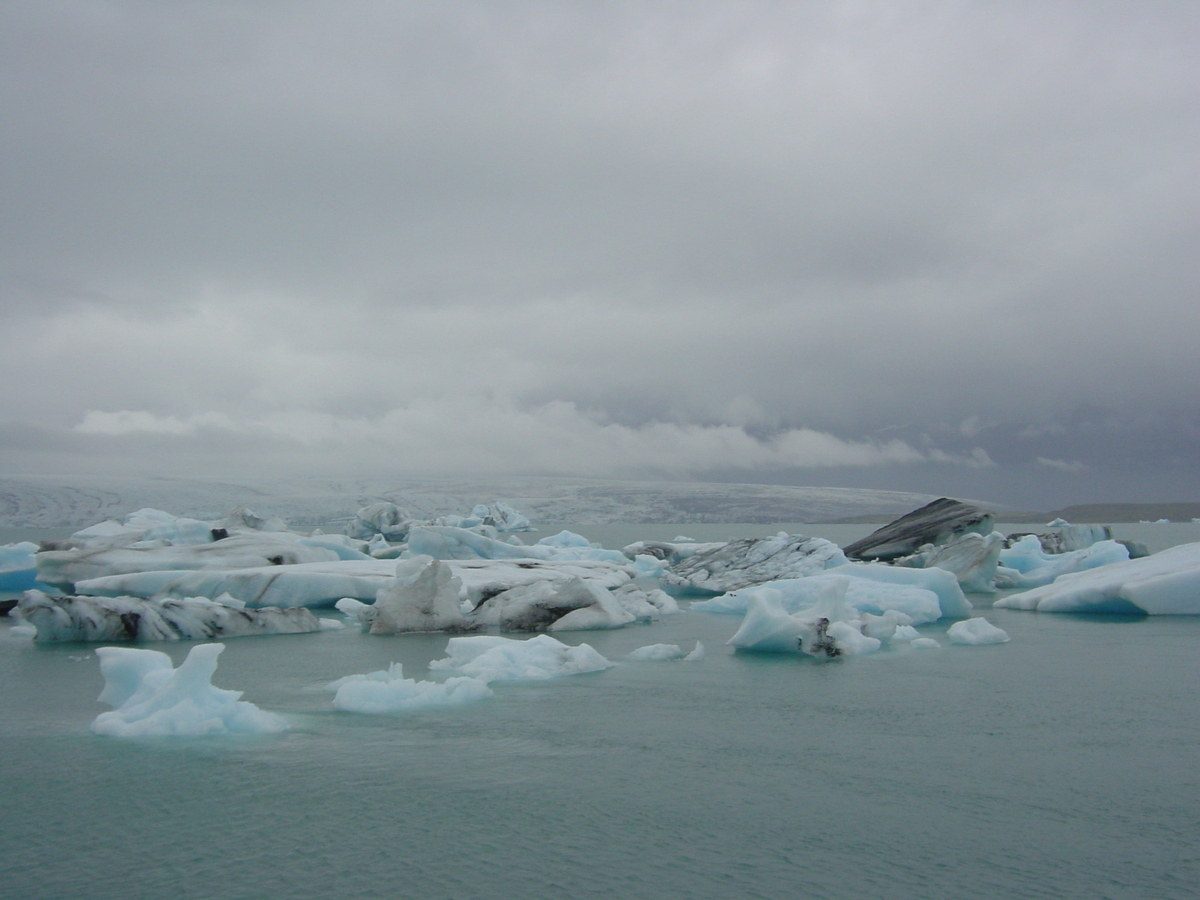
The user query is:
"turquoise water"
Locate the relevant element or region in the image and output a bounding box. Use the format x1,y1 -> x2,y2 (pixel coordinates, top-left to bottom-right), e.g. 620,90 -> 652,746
2,523 -> 1199,899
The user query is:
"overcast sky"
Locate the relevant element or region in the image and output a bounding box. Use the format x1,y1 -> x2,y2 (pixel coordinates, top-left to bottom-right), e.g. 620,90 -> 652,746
2,1 -> 1197,508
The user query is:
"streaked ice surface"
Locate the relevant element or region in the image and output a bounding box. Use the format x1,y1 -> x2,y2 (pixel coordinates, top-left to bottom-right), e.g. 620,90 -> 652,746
2,523 -> 1199,900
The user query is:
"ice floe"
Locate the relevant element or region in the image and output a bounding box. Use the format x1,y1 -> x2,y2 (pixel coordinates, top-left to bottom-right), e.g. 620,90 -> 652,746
91,642 -> 288,738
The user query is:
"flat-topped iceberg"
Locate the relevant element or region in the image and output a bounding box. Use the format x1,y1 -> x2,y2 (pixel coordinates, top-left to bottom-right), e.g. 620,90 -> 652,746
14,590 -> 323,642
36,532 -> 347,591
429,634 -> 615,681
73,557 -> 635,610
662,533 -> 847,594
91,642 -> 288,738
995,541 -> 1200,614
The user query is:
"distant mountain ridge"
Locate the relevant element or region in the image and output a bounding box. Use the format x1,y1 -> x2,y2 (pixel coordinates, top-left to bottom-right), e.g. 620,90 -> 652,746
0,474 -> 947,528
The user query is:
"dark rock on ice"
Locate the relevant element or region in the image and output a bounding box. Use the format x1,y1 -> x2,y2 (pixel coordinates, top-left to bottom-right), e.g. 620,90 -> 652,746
15,590 -> 322,642
843,498 -> 995,562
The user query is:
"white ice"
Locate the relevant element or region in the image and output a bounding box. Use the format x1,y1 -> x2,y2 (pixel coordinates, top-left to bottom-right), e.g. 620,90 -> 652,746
946,617 -> 1010,645
995,541 -> 1200,615
692,563 -> 970,624
367,557 -> 479,634
91,642 -> 288,738
628,641 -> 705,661
429,634 -> 614,681
328,662 -> 491,713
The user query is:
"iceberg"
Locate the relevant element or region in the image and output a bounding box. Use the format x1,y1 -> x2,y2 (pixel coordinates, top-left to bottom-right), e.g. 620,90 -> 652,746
0,541 -> 40,595
628,641 -> 705,661
661,533 -> 847,594
366,557 -> 481,634
15,590 -> 322,642
36,532 -> 343,591
843,498 -> 995,561
472,576 -> 636,632
345,501 -> 416,541
893,531 -> 1004,594
328,663 -> 491,713
996,536 -> 1130,589
995,542 -> 1200,615
429,634 -> 614,681
91,642 -> 288,737
726,578 -> 887,658
692,563 -> 970,623
946,617 -> 1010,645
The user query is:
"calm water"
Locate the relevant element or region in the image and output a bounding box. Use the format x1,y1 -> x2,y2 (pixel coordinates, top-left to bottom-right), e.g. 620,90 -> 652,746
2,523 -> 1199,900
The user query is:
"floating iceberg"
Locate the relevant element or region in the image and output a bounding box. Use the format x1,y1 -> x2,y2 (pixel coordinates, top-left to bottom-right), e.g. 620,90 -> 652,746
661,533 -> 847,594
15,590 -> 322,642
472,576 -> 636,631
893,531 -> 1004,594
726,578 -> 890,658
995,542 -> 1200,614
843,498 -> 994,561
328,663 -> 491,713
345,501 -> 416,542
0,541 -> 40,594
946,617 -> 1010,645
628,642 -> 704,661
429,634 -> 614,681
692,563 -> 970,624
367,556 -> 482,634
91,642 -> 288,737
36,532 -> 344,591
996,536 -> 1130,589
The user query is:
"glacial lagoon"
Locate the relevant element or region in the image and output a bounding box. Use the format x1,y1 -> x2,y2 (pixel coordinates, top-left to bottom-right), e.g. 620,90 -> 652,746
2,522 -> 1199,899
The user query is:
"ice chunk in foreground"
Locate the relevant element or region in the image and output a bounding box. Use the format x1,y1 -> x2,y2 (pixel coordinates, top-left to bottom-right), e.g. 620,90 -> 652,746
91,643 -> 288,737
328,663 -> 491,713
429,634 -> 614,682
15,590 -> 322,642
662,533 -> 847,594
995,541 -> 1200,615
946,617 -> 1010,645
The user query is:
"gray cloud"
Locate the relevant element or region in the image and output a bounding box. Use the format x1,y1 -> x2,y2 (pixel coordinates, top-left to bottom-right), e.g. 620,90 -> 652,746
2,1 -> 1197,507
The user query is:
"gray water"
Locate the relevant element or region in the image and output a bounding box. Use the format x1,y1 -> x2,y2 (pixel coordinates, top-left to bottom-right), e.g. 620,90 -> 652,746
3,523 -> 1199,899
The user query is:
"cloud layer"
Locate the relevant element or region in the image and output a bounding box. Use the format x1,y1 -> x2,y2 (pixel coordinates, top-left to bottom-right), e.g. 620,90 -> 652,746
2,2 -> 1197,507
